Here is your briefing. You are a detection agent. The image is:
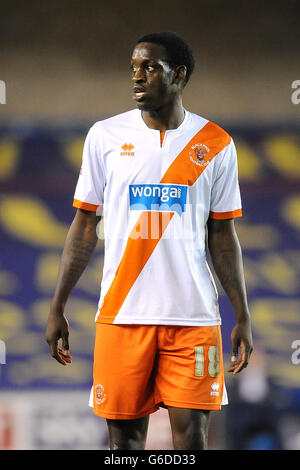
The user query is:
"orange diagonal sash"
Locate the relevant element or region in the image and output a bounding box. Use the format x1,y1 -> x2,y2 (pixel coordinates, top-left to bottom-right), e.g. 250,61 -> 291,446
97,121 -> 230,323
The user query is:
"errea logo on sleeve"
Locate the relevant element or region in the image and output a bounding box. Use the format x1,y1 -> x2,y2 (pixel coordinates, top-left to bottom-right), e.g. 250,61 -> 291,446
129,184 -> 187,215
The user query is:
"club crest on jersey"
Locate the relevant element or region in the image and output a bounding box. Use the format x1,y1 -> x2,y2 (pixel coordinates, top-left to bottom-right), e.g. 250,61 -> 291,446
189,143 -> 211,166
95,384 -> 106,404
129,184 -> 187,215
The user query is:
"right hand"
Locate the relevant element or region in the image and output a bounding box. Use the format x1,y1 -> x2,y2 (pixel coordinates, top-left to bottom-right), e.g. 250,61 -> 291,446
46,311 -> 72,366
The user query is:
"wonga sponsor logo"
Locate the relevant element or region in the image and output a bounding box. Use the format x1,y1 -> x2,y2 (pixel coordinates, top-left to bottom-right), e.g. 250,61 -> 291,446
129,184 -> 187,215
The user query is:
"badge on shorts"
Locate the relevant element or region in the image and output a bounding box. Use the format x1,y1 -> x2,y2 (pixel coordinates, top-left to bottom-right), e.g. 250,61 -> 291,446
95,384 -> 106,404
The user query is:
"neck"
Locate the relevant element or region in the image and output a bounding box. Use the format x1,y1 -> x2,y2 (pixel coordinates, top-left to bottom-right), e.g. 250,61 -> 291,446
141,96 -> 185,131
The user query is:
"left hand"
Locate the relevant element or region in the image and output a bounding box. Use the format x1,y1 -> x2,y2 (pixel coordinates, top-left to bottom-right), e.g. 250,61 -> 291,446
227,321 -> 253,375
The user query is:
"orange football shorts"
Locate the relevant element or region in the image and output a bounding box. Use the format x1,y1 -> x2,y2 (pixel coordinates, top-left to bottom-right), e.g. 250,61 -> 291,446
92,323 -> 226,420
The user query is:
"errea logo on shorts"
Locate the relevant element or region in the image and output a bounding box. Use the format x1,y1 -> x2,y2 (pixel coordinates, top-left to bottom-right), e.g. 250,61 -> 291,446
95,384 -> 106,404
210,382 -> 219,396
129,184 -> 188,215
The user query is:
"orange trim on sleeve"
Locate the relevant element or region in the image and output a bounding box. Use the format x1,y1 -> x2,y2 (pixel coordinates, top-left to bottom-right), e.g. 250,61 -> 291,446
209,209 -> 242,219
73,199 -> 99,212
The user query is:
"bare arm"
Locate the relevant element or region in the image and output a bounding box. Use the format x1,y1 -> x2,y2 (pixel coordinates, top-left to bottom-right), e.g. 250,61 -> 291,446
46,208 -> 100,365
207,218 -> 253,374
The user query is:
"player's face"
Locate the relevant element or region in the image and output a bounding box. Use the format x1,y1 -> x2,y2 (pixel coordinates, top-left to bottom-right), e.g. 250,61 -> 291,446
131,42 -> 177,111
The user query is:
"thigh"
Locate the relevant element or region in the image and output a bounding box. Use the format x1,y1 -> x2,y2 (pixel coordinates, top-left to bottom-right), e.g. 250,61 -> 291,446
168,407 -> 211,450
92,323 -> 159,420
155,325 -> 225,410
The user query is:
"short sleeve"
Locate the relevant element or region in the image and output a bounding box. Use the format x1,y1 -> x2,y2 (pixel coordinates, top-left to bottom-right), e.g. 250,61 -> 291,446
210,138 -> 242,219
73,123 -> 106,212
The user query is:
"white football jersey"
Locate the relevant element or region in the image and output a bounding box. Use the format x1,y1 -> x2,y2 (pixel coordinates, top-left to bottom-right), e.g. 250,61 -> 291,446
73,109 -> 242,326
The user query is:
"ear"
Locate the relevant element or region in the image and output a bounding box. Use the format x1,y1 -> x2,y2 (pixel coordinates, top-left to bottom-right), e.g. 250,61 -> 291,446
174,65 -> 187,87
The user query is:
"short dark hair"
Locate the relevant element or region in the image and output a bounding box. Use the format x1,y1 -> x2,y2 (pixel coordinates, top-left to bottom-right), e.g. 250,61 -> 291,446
137,31 -> 195,85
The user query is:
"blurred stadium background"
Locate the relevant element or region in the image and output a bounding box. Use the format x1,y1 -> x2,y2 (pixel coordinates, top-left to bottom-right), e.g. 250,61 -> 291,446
0,0 -> 300,450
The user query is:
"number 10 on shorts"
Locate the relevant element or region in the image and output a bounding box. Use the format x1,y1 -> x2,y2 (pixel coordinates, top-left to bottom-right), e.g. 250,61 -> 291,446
195,346 -> 220,377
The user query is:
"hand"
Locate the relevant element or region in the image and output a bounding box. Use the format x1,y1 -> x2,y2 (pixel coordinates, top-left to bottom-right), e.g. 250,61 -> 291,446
227,321 -> 253,375
46,310 -> 72,366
